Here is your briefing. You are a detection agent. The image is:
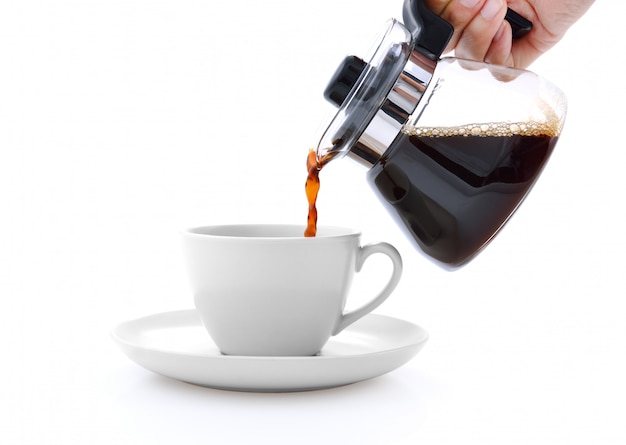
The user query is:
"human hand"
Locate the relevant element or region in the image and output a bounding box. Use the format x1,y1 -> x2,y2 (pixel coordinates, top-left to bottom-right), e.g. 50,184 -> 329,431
424,0 -> 595,68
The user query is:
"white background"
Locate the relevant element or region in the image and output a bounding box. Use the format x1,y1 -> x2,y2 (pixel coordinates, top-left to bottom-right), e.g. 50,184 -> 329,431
1,1 -> 624,444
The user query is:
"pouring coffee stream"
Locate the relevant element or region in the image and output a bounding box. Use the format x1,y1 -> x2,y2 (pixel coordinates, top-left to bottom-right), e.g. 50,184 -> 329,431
306,0 -> 566,268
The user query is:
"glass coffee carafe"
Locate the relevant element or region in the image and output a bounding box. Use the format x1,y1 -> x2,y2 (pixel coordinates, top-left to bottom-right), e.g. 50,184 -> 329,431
317,0 -> 567,268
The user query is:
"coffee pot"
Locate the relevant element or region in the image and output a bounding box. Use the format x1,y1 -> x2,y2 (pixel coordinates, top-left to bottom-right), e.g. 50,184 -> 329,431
317,0 -> 567,268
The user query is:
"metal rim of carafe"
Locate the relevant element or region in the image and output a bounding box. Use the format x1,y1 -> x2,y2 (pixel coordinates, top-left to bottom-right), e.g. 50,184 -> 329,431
317,20 -> 438,169
347,46 -> 437,168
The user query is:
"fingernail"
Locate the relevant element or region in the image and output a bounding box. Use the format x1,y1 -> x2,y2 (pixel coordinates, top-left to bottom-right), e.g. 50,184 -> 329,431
480,0 -> 502,20
460,0 -> 480,8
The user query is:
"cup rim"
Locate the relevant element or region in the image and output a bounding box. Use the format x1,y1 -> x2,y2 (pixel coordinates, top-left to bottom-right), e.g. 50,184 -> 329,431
183,224 -> 361,240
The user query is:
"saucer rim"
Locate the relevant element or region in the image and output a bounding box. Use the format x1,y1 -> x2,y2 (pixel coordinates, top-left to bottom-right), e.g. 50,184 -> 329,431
111,309 -> 429,391
111,309 -> 428,360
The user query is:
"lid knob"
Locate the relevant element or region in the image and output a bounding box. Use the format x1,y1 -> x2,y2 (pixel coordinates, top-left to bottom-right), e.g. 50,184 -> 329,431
323,56 -> 367,107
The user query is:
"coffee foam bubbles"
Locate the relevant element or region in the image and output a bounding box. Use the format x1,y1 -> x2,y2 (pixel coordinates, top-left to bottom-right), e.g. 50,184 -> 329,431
404,120 -> 560,138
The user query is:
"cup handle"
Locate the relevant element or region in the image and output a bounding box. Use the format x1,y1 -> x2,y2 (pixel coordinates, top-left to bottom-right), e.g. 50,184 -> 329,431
332,242 -> 403,335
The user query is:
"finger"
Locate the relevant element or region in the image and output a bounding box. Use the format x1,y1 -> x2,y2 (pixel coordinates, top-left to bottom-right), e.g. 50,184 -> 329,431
484,21 -> 514,67
454,0 -> 507,62
423,0 -> 451,15
434,0 -> 488,53
510,38 -> 544,70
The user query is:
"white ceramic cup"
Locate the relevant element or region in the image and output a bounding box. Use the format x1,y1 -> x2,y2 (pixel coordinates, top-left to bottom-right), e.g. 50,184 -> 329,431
182,224 -> 403,356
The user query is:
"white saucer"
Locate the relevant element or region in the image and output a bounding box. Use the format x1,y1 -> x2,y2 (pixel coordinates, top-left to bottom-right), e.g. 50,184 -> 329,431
111,310 -> 428,392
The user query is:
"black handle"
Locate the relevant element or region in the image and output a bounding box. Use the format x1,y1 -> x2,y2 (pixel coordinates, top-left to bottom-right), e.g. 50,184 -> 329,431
403,0 -> 533,60
505,8 -> 532,39
402,0 -> 453,60
324,1 -> 534,108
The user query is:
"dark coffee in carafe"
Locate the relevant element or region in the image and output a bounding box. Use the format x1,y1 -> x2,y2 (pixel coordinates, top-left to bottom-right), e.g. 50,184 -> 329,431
368,121 -> 558,267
